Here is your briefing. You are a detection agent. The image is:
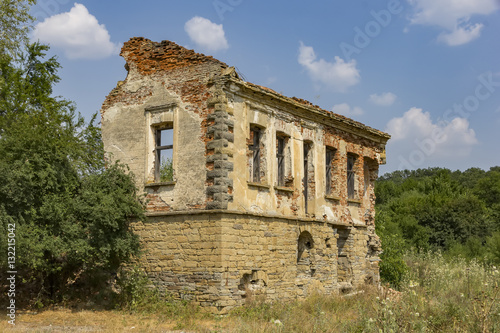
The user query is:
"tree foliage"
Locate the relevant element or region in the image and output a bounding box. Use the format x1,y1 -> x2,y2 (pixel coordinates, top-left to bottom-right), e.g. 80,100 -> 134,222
0,0 -> 36,57
0,43 -> 144,304
376,167 -> 500,269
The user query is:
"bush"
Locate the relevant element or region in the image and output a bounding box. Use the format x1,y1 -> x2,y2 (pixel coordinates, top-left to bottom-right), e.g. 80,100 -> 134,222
379,233 -> 408,289
487,231 -> 500,265
115,266 -> 160,312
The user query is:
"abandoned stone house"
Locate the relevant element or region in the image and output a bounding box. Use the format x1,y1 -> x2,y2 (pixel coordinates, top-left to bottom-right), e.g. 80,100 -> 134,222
100,37 -> 390,312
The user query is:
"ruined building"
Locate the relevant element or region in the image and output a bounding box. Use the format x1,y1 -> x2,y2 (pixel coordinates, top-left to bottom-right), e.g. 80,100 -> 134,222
101,37 -> 390,312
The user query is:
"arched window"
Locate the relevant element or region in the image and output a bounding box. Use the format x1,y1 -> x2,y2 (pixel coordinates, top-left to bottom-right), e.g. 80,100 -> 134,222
297,231 -> 314,263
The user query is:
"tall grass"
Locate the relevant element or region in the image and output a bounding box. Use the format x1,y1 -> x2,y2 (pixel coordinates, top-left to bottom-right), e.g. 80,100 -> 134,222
223,251 -> 500,332
6,251 -> 499,332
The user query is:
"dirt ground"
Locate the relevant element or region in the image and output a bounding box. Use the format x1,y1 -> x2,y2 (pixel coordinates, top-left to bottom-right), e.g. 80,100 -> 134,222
1,309 -> 210,332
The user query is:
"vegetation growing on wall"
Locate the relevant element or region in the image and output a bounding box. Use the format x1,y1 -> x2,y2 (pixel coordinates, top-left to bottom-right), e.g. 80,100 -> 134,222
160,157 -> 174,182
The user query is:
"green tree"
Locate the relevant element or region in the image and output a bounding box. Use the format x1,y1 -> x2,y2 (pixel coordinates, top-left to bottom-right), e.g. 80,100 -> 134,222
376,167 -> 498,264
452,167 -> 486,190
0,0 -> 36,57
0,43 -> 144,304
474,168 -> 500,226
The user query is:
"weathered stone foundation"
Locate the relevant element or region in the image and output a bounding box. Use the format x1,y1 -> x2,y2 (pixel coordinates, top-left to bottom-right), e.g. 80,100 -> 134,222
133,210 -> 380,312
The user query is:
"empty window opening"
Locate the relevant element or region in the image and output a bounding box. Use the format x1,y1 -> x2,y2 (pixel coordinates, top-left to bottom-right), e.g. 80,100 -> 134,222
347,154 -> 356,199
297,231 -> 315,277
250,127 -> 261,183
325,147 -> 336,195
303,142 -> 314,214
297,231 -> 314,263
337,228 -> 353,284
155,125 -> 173,182
337,228 -> 350,256
277,136 -> 285,186
363,158 -> 377,198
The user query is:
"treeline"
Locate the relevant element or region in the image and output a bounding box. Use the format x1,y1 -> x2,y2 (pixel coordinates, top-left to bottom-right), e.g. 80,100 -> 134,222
375,166 -> 500,285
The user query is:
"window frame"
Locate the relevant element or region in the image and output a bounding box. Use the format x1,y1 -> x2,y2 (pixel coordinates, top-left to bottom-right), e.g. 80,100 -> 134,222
347,154 -> 356,199
249,126 -> 261,183
325,147 -> 336,195
276,135 -> 286,186
303,141 -> 313,214
154,124 -> 174,182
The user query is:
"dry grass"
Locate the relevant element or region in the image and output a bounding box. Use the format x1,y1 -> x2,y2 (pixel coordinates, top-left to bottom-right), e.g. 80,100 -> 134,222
0,288 -> 383,332
1,308 -> 182,332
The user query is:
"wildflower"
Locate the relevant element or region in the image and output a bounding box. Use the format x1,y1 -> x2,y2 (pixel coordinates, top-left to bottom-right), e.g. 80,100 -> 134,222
460,293 -> 464,298
272,319 -> 283,326
368,318 -> 375,323
415,312 -> 420,317
409,281 -> 419,288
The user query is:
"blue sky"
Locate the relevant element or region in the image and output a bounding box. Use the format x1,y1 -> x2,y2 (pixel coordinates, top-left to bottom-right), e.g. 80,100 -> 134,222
30,0 -> 500,174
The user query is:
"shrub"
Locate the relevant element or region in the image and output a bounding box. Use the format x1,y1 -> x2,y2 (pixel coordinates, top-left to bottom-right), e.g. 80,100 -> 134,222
379,233 -> 408,289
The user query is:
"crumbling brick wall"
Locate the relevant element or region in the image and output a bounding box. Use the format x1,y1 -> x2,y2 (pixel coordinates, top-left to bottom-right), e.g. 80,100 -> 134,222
101,38 -> 232,211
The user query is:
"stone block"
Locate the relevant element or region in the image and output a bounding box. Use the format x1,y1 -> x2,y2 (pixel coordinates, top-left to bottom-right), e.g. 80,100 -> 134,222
207,139 -> 229,150
207,169 -> 229,178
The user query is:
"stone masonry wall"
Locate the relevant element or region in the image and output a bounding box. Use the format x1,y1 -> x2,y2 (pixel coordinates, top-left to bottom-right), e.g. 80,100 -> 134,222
132,213 -> 224,311
134,211 -> 379,313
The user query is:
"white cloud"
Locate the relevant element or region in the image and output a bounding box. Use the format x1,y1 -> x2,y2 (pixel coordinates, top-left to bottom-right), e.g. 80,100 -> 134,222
369,92 -> 397,106
436,23 -> 483,46
408,0 -> 499,45
32,3 -> 121,59
332,103 -> 364,117
298,42 -> 360,92
385,107 -> 478,168
184,16 -> 228,52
